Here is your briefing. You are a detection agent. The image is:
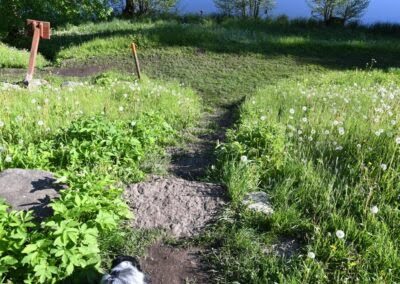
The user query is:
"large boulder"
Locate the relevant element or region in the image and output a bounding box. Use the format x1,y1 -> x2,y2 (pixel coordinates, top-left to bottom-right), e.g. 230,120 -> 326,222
0,169 -> 64,219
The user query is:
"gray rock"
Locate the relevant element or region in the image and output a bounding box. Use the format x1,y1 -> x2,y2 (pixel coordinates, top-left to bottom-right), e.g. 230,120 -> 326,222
61,81 -> 84,88
27,79 -> 48,90
243,191 -> 274,215
0,83 -> 22,91
0,169 -> 65,219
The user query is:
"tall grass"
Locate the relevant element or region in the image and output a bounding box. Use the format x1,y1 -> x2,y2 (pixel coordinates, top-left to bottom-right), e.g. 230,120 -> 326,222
0,42 -> 48,68
213,70 -> 400,282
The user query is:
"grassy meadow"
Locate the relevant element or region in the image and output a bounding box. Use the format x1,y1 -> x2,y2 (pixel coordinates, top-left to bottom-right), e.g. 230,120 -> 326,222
0,42 -> 48,68
1,16 -> 400,283
211,70 -> 400,282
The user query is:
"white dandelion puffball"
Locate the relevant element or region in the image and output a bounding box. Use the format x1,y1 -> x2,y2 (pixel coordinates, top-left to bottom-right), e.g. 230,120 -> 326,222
307,252 -> 316,259
37,120 -> 44,126
31,98 -> 37,104
5,156 -> 12,163
302,117 -> 308,123
260,116 -> 267,121
123,93 -> 128,98
240,155 -> 248,163
0,121 -> 4,128
380,164 -> 387,171
336,230 -> 345,239
396,137 -> 400,144
119,106 -> 124,112
302,106 -> 307,111
370,206 -> 379,214
289,108 -> 295,114
338,127 -> 345,136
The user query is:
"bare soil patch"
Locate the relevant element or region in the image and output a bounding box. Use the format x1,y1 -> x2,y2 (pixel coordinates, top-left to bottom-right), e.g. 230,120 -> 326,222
124,176 -> 227,238
141,243 -> 209,284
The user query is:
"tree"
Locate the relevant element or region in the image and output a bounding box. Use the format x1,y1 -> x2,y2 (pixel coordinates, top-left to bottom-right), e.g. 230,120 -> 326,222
0,0 -> 113,36
307,0 -> 370,25
335,0 -> 370,22
214,0 -> 275,18
123,0 -> 177,16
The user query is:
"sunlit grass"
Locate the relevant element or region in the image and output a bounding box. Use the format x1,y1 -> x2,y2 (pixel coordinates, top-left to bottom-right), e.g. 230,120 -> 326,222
0,42 -> 48,68
213,70 -> 400,282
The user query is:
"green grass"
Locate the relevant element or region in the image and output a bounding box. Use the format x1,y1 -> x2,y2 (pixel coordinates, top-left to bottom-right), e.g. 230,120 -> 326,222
2,16 -> 400,283
212,70 -> 400,282
0,74 -> 201,283
0,42 -> 48,68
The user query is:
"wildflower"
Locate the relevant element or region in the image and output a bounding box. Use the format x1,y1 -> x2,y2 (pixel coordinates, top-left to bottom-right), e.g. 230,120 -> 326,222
240,156 -> 248,163
31,99 -> 37,104
336,230 -> 345,239
44,98 -> 49,104
37,105 -> 42,110
37,120 -> 44,126
123,93 -> 128,98
333,120 -> 340,126
260,116 -> 267,121
380,164 -> 387,171
336,146 -> 343,151
396,137 -> 400,144
0,145 -> 4,152
391,120 -> 396,126
338,127 -> 345,136
130,121 -> 136,127
302,106 -> 307,111
298,130 -> 303,135
289,108 -> 295,114
0,121 -> 4,128
357,144 -> 361,149
5,156 -> 12,163
308,136 -> 313,141
311,129 -> 316,135
324,130 -> 330,135
302,117 -> 308,123
370,206 -> 379,214
119,106 -> 124,112
307,252 -> 316,259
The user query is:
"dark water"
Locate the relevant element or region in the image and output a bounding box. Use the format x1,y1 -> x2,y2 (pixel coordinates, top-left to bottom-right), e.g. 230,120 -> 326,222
177,0 -> 400,24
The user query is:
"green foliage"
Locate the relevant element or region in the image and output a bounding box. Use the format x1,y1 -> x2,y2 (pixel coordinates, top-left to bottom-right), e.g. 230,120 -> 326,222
307,0 -> 370,24
0,78 -> 201,283
123,0 -> 178,16
0,0 -> 114,35
214,0 -> 276,18
0,42 -> 48,68
213,70 -> 400,282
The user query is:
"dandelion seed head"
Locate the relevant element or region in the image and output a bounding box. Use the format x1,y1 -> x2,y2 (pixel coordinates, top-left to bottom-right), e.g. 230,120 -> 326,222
307,252 -> 316,259
240,155 -> 248,163
336,230 -> 345,239
370,206 -> 379,214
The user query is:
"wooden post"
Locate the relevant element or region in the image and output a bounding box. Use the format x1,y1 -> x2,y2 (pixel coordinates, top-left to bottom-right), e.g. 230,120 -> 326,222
131,43 -> 141,80
24,20 -> 51,85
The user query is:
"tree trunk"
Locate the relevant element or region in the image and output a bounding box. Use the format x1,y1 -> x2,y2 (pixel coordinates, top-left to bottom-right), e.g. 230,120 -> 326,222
123,0 -> 135,16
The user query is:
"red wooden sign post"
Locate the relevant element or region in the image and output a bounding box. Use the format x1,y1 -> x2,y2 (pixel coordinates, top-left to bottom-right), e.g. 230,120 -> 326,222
24,19 -> 51,85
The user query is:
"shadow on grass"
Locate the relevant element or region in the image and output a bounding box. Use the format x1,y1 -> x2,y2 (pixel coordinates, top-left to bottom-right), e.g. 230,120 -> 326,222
7,20 -> 400,71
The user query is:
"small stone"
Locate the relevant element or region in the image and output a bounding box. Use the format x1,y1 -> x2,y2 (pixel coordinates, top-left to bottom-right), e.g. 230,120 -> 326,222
242,191 -> 274,215
61,81 -> 84,88
27,79 -> 48,90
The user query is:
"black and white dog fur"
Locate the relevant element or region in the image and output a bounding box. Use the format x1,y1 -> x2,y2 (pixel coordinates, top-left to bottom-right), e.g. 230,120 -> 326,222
101,256 -> 147,284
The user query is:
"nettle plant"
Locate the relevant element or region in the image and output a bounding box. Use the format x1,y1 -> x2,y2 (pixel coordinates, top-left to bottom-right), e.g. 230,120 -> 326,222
0,172 -> 131,283
0,114 -> 176,283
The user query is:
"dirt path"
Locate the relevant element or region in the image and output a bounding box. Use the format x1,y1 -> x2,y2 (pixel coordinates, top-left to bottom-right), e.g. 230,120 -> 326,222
126,106 -> 239,283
